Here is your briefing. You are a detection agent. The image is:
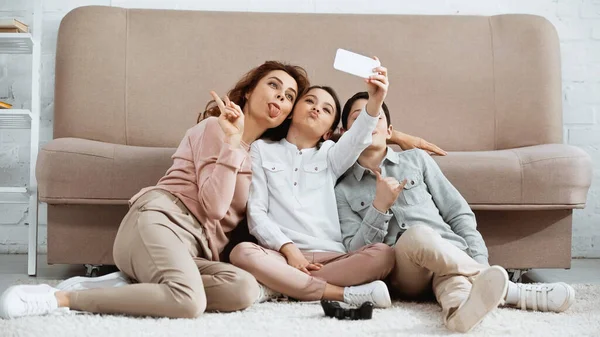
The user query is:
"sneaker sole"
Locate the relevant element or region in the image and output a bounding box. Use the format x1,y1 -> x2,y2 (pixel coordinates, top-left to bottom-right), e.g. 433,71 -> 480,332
56,271 -> 129,291
446,266 -> 508,333
554,282 -> 576,312
373,280 -> 392,308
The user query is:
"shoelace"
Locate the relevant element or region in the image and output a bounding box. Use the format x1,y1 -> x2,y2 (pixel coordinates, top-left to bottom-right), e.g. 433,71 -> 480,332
266,288 -> 281,300
22,293 -> 57,316
517,284 -> 551,311
257,284 -> 280,303
345,288 -> 371,306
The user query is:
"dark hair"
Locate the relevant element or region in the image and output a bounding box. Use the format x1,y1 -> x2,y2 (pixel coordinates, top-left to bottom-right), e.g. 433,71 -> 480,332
197,61 -> 310,140
305,85 -> 342,141
266,85 -> 342,142
341,91 -> 390,130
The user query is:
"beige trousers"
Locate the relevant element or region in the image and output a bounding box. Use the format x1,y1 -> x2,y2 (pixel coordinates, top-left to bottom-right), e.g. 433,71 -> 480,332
389,225 -> 487,318
230,242 -> 395,301
69,190 -> 259,318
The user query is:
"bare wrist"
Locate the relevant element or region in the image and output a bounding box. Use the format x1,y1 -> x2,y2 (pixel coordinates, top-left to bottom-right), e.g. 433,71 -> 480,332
366,101 -> 382,117
225,134 -> 242,148
279,242 -> 294,255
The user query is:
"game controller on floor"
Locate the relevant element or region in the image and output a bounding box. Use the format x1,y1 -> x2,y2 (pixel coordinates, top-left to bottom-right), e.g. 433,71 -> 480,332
320,300 -> 374,320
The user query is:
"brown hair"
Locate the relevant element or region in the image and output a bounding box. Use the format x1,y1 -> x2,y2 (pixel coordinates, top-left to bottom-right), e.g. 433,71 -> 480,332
197,61 -> 310,137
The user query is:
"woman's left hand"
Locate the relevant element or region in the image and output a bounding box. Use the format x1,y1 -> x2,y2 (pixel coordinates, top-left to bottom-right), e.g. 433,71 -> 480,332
393,132 -> 447,156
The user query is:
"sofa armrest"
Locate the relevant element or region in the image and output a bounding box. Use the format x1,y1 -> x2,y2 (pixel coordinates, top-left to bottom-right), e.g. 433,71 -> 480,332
432,144 -> 592,209
37,138 -> 175,204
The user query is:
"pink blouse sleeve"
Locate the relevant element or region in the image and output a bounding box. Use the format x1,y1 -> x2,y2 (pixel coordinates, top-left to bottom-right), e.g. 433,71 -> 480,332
187,118 -> 250,220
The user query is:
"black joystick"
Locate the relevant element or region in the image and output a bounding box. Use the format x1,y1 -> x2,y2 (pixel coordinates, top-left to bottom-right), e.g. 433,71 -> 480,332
320,300 -> 374,320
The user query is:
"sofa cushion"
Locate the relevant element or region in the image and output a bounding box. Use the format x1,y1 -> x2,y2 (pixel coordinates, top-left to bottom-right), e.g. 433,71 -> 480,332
37,139 -> 591,209
433,144 -> 592,209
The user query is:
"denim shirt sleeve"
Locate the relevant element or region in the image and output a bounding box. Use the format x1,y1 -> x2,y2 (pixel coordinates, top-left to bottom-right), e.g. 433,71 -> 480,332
336,184 -> 393,252
419,151 -> 489,264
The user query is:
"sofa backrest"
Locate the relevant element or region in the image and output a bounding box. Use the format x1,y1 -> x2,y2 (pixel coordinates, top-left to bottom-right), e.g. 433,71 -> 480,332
54,6 -> 562,151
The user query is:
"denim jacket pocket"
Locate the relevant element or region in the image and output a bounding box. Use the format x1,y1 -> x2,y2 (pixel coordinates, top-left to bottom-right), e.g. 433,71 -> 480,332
348,195 -> 372,216
401,171 -> 429,206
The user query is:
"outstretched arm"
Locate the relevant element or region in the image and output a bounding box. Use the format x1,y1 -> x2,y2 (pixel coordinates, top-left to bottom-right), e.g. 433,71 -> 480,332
388,130 -> 447,156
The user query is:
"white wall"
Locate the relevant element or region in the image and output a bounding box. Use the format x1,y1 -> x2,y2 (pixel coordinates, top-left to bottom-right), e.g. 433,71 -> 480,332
0,0 -> 598,256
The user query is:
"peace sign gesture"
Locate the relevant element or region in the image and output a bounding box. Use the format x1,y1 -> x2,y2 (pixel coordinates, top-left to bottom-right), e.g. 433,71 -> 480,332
210,91 -> 245,138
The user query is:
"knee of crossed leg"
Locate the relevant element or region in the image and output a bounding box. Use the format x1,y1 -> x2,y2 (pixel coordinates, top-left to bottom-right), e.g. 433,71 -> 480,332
369,243 -> 396,277
168,282 -> 207,318
221,269 -> 260,311
229,242 -> 262,268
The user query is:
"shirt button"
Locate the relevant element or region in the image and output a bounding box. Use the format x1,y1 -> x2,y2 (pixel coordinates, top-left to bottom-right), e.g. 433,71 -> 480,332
314,167 -> 318,171
401,223 -> 407,228
299,151 -> 302,155
295,168 -> 298,171
294,182 -> 297,186
272,167 -> 275,170
411,180 -> 415,185
360,202 -> 365,206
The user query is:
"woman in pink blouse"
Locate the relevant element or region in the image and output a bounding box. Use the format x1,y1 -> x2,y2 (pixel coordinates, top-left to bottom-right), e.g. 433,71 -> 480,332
0,61 -> 310,319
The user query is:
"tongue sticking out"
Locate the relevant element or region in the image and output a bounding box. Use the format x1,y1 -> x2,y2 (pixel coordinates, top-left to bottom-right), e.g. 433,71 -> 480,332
269,104 -> 281,118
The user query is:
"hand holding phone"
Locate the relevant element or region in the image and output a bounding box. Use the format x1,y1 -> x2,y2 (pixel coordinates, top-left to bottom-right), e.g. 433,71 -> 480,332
334,48 -> 389,117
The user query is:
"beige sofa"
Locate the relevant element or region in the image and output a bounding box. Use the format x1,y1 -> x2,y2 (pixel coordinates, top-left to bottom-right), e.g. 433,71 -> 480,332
37,6 -> 592,275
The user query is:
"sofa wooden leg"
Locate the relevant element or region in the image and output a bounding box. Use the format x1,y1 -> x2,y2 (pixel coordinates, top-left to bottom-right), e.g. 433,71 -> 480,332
507,269 -> 531,283
84,264 -> 103,277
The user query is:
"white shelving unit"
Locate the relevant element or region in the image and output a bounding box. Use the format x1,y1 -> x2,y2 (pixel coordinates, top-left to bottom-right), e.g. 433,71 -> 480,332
0,33 -> 34,54
0,109 -> 33,128
0,0 -> 42,276
0,187 -> 29,203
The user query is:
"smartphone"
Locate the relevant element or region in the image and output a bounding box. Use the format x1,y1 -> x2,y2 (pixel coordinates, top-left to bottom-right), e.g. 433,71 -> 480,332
333,48 -> 381,79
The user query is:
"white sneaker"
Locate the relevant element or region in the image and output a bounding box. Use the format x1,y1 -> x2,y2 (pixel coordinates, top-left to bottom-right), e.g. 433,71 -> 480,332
0,284 -> 64,319
343,280 -> 391,308
255,283 -> 281,303
56,271 -> 130,291
446,265 -> 509,333
513,282 -> 575,312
